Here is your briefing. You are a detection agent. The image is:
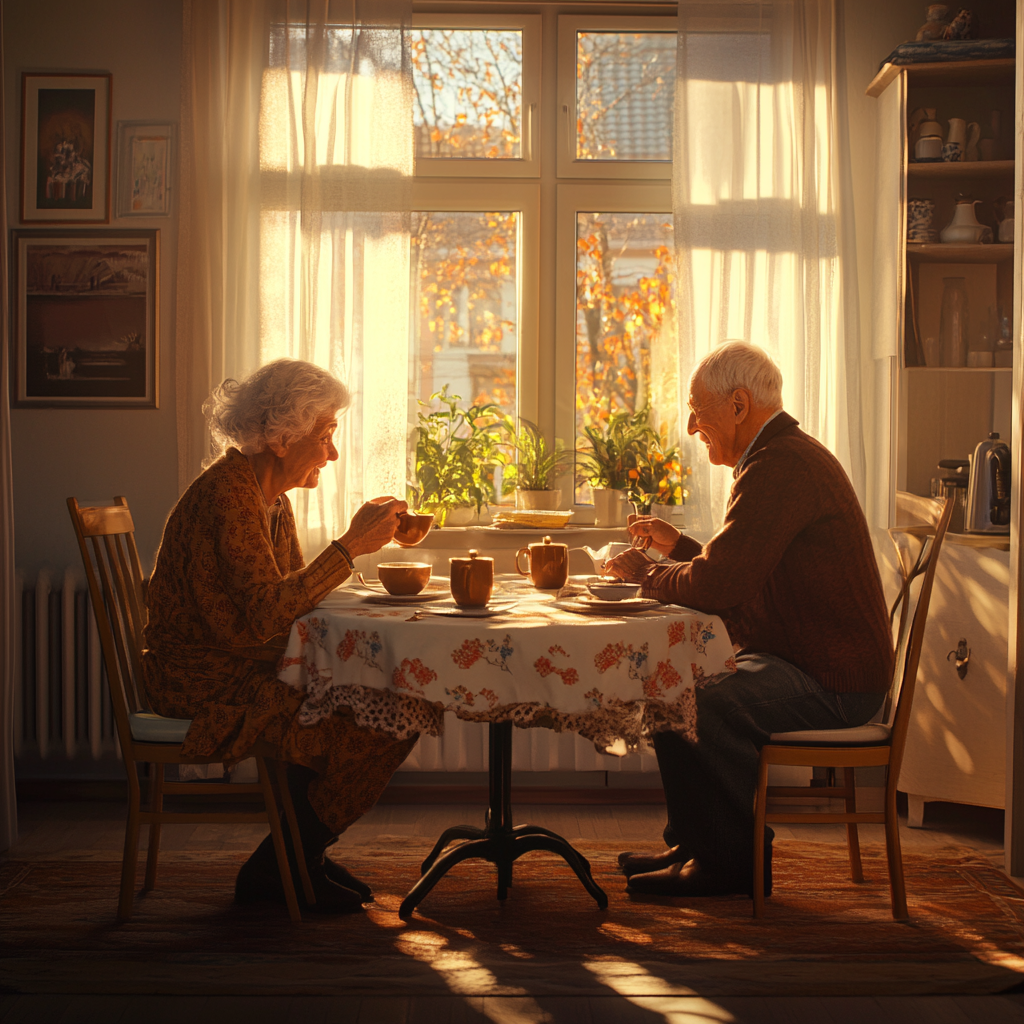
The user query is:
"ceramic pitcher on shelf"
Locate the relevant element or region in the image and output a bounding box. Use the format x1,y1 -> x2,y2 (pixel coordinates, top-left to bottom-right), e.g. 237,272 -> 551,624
939,199 -> 990,244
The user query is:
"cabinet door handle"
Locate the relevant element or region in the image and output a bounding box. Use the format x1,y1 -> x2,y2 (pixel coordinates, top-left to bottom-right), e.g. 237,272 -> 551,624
947,638 -> 970,680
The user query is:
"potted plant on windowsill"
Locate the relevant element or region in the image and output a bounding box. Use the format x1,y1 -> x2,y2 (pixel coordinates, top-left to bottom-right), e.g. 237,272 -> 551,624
411,386 -> 503,527
628,438 -> 691,521
577,407 -> 661,526
499,418 -> 572,510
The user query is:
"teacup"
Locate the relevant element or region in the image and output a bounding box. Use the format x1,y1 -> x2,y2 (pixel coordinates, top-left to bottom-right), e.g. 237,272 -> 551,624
941,141 -> 962,163
394,510 -> 435,547
377,562 -> 431,595
586,580 -> 642,601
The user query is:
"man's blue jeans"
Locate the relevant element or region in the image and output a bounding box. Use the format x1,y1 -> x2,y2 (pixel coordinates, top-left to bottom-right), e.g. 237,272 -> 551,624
653,654 -> 884,884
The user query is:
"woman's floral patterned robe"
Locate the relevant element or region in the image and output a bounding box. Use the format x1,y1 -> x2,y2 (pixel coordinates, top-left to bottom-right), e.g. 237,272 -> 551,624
141,447 -> 416,834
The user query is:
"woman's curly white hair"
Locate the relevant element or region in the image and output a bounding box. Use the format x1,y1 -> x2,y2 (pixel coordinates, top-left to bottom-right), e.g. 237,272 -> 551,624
204,358 -> 350,459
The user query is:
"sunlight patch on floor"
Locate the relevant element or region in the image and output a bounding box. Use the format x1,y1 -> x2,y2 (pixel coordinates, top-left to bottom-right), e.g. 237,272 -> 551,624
395,932 -> 553,1022
584,959 -> 734,1022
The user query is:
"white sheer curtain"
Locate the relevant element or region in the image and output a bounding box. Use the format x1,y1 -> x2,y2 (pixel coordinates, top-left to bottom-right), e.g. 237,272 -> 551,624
178,0 -> 413,554
673,0 -> 863,536
0,0 -> 17,851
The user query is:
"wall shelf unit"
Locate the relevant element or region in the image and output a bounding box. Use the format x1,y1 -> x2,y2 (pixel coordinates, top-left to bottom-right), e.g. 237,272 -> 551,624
871,57 -> 1016,826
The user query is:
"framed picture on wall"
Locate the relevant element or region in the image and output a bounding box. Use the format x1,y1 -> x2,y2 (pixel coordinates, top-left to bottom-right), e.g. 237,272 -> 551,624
20,73 -> 112,223
115,121 -> 174,217
10,229 -> 159,408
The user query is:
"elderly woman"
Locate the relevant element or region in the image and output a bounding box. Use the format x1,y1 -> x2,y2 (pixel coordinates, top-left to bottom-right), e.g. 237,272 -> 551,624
142,358 -> 415,913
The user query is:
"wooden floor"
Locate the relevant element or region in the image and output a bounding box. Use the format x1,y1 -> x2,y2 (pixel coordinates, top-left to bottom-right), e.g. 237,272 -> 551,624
2,797 -> 1021,1023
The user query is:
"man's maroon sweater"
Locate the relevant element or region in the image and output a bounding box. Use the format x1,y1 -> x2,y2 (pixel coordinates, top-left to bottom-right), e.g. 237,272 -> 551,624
641,412 -> 893,694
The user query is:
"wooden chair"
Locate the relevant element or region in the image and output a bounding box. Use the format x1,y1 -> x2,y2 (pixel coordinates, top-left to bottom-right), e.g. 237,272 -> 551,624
67,496 -> 314,923
752,496 -> 953,920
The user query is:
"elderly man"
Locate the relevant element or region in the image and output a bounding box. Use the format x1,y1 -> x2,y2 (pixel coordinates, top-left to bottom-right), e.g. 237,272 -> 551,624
604,342 -> 892,897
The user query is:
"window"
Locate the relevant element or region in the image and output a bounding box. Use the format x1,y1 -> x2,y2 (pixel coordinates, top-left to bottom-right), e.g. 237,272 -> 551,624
410,209 -> 519,422
557,16 -> 676,180
411,15 -> 541,178
411,12 -> 677,520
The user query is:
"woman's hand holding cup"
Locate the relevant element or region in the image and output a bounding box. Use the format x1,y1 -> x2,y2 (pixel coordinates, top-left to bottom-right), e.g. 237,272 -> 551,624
337,496 -> 408,558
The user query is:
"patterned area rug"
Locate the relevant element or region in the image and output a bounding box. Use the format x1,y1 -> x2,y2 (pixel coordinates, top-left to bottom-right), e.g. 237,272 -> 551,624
2,840 -> 1023,997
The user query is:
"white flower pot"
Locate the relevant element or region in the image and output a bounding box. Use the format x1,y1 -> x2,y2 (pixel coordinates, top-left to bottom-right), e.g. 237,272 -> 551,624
592,487 -> 629,527
516,489 -> 561,511
444,506 -> 478,527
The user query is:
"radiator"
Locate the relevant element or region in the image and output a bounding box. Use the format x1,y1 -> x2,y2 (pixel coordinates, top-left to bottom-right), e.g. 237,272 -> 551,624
14,568 -> 118,763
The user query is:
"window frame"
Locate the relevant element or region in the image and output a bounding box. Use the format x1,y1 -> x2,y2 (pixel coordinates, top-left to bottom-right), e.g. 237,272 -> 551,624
557,14 -> 677,182
410,181 -> 541,425
554,182 -> 673,519
411,13 -> 542,179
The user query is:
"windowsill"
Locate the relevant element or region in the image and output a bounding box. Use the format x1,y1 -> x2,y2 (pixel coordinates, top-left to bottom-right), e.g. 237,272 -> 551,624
412,524 -> 628,548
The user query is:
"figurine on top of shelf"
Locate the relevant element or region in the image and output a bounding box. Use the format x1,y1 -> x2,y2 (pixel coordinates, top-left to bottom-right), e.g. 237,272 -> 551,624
942,7 -> 978,40
915,4 -> 950,40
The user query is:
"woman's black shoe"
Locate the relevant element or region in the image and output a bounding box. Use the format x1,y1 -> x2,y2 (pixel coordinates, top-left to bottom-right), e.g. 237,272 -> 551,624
323,856 -> 373,901
234,835 -> 365,914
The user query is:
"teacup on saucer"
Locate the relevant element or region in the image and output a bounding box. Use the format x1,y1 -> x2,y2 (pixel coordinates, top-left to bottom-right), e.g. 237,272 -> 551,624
377,562 -> 432,595
586,580 -> 642,602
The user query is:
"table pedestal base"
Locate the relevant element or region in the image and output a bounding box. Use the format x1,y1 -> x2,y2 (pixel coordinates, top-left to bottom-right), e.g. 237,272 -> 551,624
398,721 -> 609,920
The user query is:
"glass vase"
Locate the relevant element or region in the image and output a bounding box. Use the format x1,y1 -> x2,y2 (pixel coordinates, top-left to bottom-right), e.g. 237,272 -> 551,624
939,277 -> 969,367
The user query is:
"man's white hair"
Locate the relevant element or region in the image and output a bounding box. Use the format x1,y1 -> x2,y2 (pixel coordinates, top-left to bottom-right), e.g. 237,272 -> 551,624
204,358 -> 350,459
691,341 -> 783,411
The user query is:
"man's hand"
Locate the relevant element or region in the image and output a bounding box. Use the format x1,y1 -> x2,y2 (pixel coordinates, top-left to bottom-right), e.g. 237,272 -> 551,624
337,496 -> 409,558
627,514 -> 680,557
602,547 -> 654,583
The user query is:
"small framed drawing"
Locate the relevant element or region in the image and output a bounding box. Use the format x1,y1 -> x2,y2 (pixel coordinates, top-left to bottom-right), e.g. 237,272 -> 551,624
20,73 -> 112,223
10,229 -> 159,408
116,121 -> 174,217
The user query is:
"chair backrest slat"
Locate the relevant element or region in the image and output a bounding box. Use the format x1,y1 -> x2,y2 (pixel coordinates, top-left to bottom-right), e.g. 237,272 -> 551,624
887,497 -> 954,780
99,534 -> 145,710
67,496 -> 151,753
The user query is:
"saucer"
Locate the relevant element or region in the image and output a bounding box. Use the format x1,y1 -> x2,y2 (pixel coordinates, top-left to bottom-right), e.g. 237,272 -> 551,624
361,591 -> 446,605
554,596 -> 661,616
417,600 -> 518,618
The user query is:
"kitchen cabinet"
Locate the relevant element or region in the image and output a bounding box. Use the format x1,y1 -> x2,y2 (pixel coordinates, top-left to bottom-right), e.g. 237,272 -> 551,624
868,58 -> 1016,822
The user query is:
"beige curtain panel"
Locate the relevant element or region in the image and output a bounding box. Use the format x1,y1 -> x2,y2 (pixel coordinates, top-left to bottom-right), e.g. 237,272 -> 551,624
673,0 -> 862,537
177,0 -> 414,553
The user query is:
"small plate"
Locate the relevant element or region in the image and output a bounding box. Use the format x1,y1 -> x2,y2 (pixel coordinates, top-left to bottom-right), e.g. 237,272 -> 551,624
555,596 -> 661,616
418,599 -> 518,618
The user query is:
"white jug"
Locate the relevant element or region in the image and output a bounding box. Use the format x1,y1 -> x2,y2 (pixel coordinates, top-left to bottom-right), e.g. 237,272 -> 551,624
946,118 -> 967,147
939,199 -> 990,244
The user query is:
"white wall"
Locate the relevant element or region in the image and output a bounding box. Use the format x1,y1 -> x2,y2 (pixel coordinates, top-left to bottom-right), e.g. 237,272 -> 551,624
6,0 -> 182,579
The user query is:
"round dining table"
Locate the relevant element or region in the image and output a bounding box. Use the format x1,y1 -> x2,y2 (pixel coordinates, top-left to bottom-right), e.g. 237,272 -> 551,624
278,574 -> 737,918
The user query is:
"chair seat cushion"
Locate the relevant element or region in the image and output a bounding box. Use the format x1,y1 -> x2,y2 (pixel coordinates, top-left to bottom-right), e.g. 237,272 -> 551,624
129,712 -> 192,744
768,722 -> 892,747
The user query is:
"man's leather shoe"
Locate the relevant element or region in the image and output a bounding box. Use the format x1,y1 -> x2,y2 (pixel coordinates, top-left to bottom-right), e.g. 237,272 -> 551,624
626,858 -> 772,898
617,845 -> 688,878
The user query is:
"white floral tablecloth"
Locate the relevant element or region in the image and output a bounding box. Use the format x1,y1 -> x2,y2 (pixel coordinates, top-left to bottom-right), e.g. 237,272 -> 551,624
278,576 -> 737,753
